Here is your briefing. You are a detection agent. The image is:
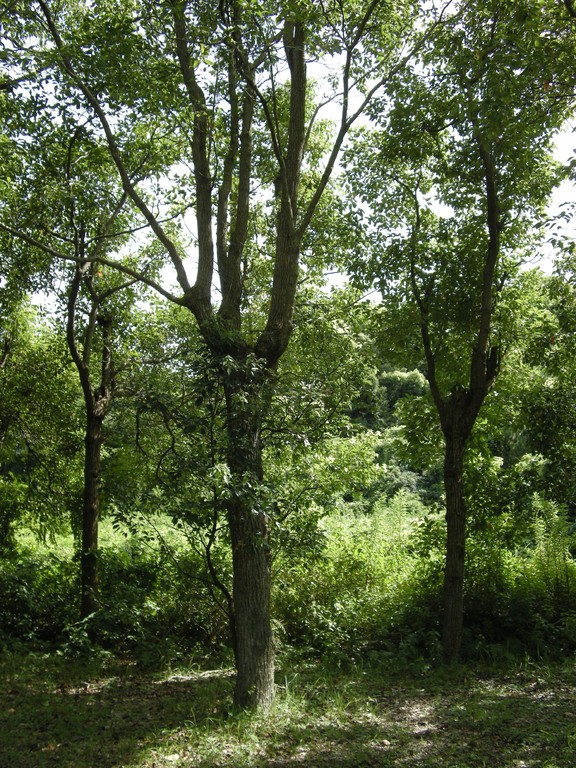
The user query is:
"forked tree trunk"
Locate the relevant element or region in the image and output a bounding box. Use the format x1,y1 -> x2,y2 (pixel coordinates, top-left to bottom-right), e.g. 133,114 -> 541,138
80,410 -> 103,619
418,134 -> 502,665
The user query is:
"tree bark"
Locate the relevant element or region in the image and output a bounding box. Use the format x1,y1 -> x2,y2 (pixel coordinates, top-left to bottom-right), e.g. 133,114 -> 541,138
441,420 -> 468,664
224,370 -> 275,711
67,264 -> 115,622
80,410 -> 103,619
228,496 -> 274,711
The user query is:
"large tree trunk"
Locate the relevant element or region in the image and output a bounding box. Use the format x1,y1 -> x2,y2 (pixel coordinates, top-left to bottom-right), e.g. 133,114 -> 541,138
442,426 -> 467,664
80,410 -> 103,619
224,372 -> 275,711
228,496 -> 274,711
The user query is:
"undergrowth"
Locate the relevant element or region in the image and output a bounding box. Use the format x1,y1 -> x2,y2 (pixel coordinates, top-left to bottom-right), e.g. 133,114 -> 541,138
1,490 -> 576,667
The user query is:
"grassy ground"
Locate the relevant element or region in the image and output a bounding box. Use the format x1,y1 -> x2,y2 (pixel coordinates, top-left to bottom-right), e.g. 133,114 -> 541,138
1,650 -> 575,768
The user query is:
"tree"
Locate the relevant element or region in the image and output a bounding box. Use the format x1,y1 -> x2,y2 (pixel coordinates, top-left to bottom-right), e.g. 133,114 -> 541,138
66,261 -> 144,619
0,77 -> 151,617
346,0 -> 576,662
1,0 -> 423,708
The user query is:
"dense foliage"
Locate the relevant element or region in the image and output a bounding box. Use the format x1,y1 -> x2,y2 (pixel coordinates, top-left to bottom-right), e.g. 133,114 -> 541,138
1,0 -> 575,719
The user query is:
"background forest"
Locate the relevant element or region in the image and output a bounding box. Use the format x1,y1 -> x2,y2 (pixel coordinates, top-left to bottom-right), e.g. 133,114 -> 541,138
1,1 -> 576,761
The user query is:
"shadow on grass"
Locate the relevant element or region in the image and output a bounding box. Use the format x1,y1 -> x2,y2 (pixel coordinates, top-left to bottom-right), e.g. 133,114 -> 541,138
1,653 -> 575,768
251,666 -> 576,768
0,652 -> 235,768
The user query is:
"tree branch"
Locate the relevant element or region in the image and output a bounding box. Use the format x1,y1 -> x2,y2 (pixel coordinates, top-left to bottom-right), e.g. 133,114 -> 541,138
470,135 -> 501,401
36,0 -> 195,304
170,0 -> 215,309
0,222 -> 184,305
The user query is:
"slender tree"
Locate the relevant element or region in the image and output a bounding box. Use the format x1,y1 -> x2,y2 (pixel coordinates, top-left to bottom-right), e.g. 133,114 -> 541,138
0,75 -> 146,616
346,0 -> 576,662
66,260 -> 141,618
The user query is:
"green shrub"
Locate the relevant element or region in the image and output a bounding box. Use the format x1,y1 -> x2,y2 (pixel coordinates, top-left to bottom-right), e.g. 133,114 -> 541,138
0,531 -> 231,660
273,490 -> 441,663
5,493 -> 576,666
77,538 -> 232,658
0,548 -> 77,644
461,493 -> 576,659
509,495 -> 576,656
